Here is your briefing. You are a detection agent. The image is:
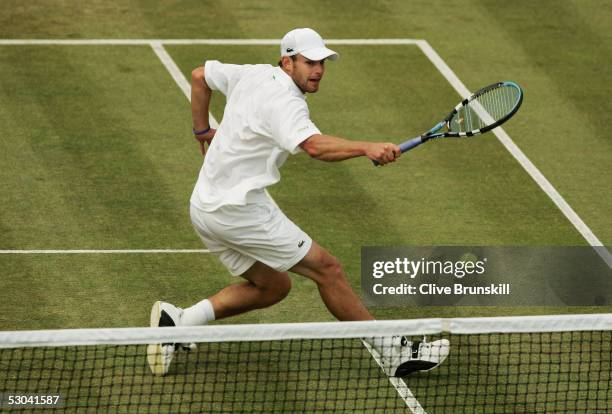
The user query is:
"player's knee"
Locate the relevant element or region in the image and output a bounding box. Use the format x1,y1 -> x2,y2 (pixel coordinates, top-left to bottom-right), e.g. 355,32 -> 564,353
259,272 -> 291,305
272,273 -> 292,302
318,255 -> 345,287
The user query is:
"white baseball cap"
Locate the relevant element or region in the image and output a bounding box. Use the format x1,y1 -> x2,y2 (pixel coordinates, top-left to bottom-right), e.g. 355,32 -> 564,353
280,28 -> 339,61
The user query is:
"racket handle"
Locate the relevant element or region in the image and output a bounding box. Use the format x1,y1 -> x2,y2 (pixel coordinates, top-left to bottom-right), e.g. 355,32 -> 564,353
399,136 -> 424,152
371,136 -> 423,167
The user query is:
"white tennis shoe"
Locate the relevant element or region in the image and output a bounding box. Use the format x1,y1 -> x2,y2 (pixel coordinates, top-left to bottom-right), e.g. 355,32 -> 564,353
364,336 -> 450,377
146,301 -> 196,376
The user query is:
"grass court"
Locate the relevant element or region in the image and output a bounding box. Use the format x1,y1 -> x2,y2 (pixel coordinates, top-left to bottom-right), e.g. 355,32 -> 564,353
0,1 -> 610,412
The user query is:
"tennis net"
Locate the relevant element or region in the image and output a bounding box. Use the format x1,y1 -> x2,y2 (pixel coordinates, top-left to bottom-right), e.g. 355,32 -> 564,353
1,314 -> 610,413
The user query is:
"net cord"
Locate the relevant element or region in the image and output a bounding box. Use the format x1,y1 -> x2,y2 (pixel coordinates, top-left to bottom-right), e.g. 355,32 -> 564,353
1,314 -> 610,349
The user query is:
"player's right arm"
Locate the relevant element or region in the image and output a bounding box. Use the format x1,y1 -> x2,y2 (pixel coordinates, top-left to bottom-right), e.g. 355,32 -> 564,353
191,66 -> 216,156
300,134 -> 400,165
268,94 -> 399,166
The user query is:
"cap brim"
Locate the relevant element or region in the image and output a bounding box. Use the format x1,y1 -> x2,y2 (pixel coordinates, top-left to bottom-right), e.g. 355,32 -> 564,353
301,47 -> 339,61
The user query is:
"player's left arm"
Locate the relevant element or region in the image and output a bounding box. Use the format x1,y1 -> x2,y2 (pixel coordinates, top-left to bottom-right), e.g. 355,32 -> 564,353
191,66 -> 216,156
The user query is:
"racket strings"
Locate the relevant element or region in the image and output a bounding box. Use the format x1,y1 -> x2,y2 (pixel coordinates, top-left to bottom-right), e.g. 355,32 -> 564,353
452,85 -> 520,133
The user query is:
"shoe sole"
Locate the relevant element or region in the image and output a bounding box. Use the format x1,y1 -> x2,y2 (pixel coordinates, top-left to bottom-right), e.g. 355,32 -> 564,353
150,300 -> 162,328
395,339 -> 451,377
147,301 -> 167,376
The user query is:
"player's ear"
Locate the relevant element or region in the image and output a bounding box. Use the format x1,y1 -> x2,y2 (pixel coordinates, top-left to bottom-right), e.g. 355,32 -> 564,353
280,56 -> 294,71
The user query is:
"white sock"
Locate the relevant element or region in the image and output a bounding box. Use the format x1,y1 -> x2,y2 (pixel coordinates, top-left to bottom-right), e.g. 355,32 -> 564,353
181,299 -> 216,326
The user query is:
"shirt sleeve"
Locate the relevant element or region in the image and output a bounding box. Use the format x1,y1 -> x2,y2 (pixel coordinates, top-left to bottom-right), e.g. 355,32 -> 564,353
204,60 -> 248,97
269,98 -> 321,154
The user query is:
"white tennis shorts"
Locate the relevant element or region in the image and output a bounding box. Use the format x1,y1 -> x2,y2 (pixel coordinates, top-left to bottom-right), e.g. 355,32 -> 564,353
190,201 -> 312,276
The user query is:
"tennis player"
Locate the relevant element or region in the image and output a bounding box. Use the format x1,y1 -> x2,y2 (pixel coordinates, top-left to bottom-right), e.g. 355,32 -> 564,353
148,28 -> 449,376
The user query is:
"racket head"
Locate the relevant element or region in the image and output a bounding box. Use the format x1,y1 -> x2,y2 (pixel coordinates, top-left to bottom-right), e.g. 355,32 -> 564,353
446,81 -> 523,136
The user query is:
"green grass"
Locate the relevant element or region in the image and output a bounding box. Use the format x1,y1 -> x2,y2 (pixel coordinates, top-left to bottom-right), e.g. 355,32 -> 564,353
0,2 -> 610,412
1,1 -> 610,329
0,43 -> 607,329
0,46 -> 198,249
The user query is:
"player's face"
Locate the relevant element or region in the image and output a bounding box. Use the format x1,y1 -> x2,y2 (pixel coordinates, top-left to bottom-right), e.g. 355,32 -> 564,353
285,54 -> 326,94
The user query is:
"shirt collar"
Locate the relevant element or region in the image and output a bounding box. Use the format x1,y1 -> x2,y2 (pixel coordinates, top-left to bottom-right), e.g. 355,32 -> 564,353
273,67 -> 306,99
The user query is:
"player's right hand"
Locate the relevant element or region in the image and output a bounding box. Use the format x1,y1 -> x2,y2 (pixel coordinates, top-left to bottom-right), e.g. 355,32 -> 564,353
366,142 -> 401,166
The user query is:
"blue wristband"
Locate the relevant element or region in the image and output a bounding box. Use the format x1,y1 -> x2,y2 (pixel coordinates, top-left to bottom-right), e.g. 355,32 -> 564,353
193,127 -> 211,135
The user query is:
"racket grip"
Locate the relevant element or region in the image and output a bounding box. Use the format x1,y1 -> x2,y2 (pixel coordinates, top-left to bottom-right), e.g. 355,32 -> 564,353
371,136 -> 423,167
399,136 -> 423,153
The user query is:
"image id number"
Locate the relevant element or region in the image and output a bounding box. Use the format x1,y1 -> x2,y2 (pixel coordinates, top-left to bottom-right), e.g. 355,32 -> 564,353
2,394 -> 61,407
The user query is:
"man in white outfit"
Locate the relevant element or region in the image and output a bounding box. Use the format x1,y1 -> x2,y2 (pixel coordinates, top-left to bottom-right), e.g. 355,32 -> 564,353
148,28 -> 449,377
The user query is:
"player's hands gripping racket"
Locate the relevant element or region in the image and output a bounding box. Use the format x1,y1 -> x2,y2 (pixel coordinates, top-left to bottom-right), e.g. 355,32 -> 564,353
373,81 -> 523,166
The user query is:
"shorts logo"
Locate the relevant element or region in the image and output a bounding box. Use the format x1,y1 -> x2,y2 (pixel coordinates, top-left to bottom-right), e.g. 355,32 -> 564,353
298,240 -> 305,248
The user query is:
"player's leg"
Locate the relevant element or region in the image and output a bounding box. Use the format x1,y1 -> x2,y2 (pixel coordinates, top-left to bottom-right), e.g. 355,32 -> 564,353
189,203 -> 368,322
176,261 -> 291,326
289,241 -> 373,321
205,261 -> 291,320
147,262 -> 291,376
289,243 -> 450,376
152,264 -> 290,326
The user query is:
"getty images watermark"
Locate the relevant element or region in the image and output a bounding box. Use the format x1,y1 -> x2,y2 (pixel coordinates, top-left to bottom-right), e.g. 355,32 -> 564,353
361,247 -> 611,306
370,255 -> 510,296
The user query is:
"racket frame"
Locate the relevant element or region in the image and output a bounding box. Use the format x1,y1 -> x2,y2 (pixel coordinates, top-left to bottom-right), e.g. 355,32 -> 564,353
380,81 -> 524,162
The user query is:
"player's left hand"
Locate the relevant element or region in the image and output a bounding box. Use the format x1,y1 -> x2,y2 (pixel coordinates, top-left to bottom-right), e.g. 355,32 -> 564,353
194,128 -> 217,156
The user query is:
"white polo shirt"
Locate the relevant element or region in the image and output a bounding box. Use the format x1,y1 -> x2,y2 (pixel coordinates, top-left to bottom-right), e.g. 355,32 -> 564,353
190,61 -> 321,212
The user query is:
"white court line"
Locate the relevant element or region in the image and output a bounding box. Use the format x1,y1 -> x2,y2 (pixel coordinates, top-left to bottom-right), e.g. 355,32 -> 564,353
151,41 -> 196,103
0,39 -> 421,46
0,249 -> 209,254
362,340 -> 427,414
151,42 -> 425,413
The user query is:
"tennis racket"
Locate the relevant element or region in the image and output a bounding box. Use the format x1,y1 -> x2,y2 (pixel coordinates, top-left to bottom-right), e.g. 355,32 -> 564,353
373,81 -> 523,166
